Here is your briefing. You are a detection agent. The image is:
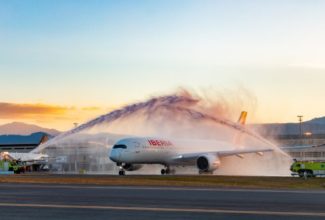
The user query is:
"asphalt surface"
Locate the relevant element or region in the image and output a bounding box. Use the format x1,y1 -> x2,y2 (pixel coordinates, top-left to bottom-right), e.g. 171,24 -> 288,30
0,183 -> 324,220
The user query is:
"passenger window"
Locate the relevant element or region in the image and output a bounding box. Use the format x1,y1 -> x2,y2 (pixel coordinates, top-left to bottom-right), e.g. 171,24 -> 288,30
113,145 -> 127,149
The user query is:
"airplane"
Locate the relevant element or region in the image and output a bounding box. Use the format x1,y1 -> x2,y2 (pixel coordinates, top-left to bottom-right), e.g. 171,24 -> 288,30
0,151 -> 48,166
109,111 -> 274,175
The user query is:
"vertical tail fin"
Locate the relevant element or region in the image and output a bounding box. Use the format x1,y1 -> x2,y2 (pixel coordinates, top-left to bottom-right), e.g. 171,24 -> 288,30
237,111 -> 247,125
233,111 -> 247,147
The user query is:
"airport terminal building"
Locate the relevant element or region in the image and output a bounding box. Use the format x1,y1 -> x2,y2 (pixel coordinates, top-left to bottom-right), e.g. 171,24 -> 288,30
277,134 -> 325,161
0,132 -> 49,153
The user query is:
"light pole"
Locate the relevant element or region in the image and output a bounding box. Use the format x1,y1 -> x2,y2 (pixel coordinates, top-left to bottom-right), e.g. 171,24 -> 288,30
297,115 -> 303,137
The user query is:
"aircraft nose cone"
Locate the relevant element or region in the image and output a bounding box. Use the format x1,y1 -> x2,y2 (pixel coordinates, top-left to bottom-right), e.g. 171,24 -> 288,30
109,150 -> 118,162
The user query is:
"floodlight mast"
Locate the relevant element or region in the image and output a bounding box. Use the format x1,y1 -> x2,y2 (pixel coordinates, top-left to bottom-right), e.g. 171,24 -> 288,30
297,115 -> 303,137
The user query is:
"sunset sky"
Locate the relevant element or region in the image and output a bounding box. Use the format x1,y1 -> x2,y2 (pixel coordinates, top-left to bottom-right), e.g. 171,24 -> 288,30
1,0 -> 325,130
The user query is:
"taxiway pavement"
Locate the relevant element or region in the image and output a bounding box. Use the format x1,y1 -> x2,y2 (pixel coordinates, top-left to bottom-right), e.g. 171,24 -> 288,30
0,183 -> 324,220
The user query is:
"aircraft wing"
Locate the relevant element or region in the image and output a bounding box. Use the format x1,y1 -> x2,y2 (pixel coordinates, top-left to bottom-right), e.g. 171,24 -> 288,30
171,148 -> 273,163
217,148 -> 273,157
6,152 -> 49,162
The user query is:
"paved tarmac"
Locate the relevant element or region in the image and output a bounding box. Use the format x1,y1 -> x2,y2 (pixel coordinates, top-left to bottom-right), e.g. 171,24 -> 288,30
0,183 -> 324,220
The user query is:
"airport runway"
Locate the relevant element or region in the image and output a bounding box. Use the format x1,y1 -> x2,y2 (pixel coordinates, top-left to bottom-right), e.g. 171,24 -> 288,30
0,183 -> 324,220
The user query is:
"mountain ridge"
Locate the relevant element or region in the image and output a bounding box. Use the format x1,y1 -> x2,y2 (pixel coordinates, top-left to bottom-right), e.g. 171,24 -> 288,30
251,116 -> 325,136
1,116 -> 324,137
0,122 -> 61,136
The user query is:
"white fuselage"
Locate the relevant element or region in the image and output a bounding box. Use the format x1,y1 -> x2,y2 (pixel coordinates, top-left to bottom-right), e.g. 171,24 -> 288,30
109,137 -> 234,166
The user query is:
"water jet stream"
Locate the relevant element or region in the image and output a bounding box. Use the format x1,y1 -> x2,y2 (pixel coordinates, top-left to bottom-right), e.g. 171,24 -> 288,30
35,90 -> 292,176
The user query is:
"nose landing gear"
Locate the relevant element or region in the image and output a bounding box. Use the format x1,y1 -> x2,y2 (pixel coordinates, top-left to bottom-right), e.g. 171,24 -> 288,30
117,163 -> 125,176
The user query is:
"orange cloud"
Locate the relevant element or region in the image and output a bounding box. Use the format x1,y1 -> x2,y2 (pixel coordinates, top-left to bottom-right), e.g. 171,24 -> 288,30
81,106 -> 101,111
0,102 -> 106,130
0,102 -> 69,119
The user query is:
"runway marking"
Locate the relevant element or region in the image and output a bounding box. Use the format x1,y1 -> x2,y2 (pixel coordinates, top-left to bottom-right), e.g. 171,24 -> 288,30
0,203 -> 324,217
0,183 -> 324,194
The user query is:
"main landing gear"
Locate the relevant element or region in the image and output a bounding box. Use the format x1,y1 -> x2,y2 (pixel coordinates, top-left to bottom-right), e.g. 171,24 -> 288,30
161,166 -> 175,175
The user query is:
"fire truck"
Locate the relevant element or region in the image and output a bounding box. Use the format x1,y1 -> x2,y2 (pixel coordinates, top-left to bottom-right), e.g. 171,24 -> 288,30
290,161 -> 325,177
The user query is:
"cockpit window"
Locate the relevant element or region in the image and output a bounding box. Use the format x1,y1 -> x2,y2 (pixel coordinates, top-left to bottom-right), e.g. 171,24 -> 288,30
113,144 -> 127,149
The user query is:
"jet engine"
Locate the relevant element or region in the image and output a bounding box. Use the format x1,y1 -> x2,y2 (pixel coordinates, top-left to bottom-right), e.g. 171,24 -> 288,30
196,154 -> 220,173
122,163 -> 143,171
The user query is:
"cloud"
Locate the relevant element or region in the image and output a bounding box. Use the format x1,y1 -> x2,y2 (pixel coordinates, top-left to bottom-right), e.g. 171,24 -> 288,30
81,106 -> 101,111
0,102 -> 106,129
288,63 -> 325,70
0,102 -> 69,119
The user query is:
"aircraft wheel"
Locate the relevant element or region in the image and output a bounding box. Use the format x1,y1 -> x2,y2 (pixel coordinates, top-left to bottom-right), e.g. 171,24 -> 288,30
119,170 -> 125,176
161,169 -> 166,175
